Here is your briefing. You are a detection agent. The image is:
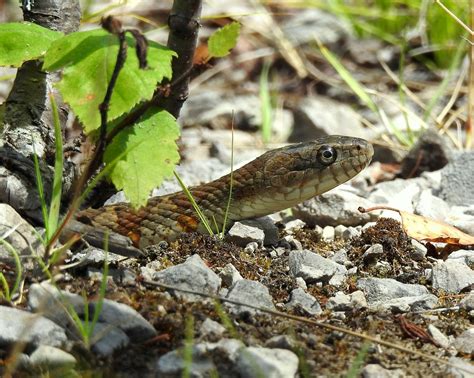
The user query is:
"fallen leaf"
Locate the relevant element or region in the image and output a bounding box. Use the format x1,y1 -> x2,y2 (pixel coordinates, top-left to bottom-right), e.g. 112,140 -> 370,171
395,315 -> 436,346
359,206 -> 474,246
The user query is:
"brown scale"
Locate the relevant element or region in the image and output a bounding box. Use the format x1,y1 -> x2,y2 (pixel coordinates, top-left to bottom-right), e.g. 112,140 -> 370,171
73,136 -> 374,250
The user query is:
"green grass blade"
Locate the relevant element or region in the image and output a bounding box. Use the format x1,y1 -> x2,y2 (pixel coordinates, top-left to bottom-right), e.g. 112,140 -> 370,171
221,124 -> 235,238
182,314 -> 194,378
0,272 -> 10,300
214,300 -> 239,339
423,38 -> 466,120
396,46 -> 415,145
47,93 -> 64,240
376,107 -> 411,146
90,233 -> 109,336
259,61 -> 272,144
67,300 -> 87,343
317,40 -> 378,113
174,171 -> 214,236
345,341 -> 371,378
31,142 -> 49,238
0,238 -> 22,301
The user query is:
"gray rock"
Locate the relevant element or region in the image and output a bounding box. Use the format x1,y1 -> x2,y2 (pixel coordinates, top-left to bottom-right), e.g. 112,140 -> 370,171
362,244 -> 384,262
460,292 -> 474,311
348,38 -> 399,67
453,328 -> 474,354
265,335 -> 296,350
29,345 -> 76,369
225,279 -> 275,316
342,226 -> 361,240
283,219 -> 306,234
357,278 -> 430,305
28,281 -> 156,342
70,246 -> 124,267
362,364 -> 406,378
410,239 -> 427,261
244,242 -> 259,254
313,225 -> 324,237
200,318 -> 226,340
286,288 -> 322,316
90,322 -> 129,357
322,226 -> 335,242
350,290 -> 368,309
140,260 -> 162,281
326,291 -> 351,311
431,260 -> 474,294
438,152 -> 474,206
289,250 -> 341,283
219,263 -> 243,287
156,347 -> 215,378
368,178 -> 425,208
240,217 -> 279,246
373,294 -> 438,312
226,222 -> 265,247
445,356 -> 474,377
0,203 -> 44,265
156,338 -> 244,377
334,225 -> 347,238
236,346 -> 299,378
428,324 -> 450,349
153,254 -> 221,301
282,9 -> 350,48
421,169 -> 443,190
448,250 -> 474,266
180,92 -> 261,130
328,263 -> 348,287
293,188 -> 376,227
414,189 -> 450,221
384,182 -> 423,214
295,277 -> 307,290
391,294 -> 438,313
399,129 -> 452,179
330,249 -> 349,265
326,290 -> 367,311
445,205 -> 474,235
0,306 -> 68,348
290,96 -> 371,142
283,235 -> 303,251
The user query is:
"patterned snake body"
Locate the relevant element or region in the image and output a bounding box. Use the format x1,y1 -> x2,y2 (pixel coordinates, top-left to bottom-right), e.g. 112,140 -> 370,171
75,135 -> 373,248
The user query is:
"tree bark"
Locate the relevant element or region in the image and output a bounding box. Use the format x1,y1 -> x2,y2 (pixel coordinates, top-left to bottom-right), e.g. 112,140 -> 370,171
0,0 -> 81,222
161,0 -> 202,118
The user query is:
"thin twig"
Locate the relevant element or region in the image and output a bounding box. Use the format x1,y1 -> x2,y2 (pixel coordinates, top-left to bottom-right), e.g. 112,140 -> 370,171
160,0 -> 203,118
143,279 -> 474,374
434,0 -> 473,35
46,17 -> 130,254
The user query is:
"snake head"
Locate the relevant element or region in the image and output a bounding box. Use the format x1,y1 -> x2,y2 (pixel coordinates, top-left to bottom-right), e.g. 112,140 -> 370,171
227,136 -> 375,217
262,135 -> 373,186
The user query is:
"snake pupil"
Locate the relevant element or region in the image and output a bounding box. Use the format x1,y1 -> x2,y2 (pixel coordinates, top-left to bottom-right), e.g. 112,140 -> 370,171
317,145 -> 337,166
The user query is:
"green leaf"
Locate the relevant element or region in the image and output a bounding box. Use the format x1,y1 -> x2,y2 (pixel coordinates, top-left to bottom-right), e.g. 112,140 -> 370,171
317,40 -> 378,113
0,22 -> 62,67
47,93 -> 64,240
208,22 -> 240,58
43,29 -> 176,133
104,109 -> 180,208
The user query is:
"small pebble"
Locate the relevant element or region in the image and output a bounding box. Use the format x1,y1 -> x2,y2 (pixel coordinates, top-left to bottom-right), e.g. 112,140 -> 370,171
322,226 -> 335,242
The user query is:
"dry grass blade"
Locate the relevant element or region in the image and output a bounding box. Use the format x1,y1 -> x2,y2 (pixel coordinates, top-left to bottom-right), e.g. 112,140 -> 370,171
143,279 -> 474,374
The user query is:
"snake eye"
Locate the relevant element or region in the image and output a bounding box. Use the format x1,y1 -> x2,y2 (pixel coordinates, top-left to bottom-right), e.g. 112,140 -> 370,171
316,145 -> 337,166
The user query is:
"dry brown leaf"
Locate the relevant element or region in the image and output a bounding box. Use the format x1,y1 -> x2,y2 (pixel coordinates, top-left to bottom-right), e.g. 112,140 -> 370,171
359,206 -> 474,246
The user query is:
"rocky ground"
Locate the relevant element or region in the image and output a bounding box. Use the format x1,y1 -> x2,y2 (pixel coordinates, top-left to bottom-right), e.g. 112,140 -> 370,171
1,1 -> 474,377
0,130 -> 473,377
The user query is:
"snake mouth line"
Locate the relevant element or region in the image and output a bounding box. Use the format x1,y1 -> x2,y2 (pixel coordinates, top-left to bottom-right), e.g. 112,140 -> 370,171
72,136 -> 375,250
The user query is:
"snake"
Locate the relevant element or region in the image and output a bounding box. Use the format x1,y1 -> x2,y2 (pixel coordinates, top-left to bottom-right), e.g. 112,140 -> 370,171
72,135 -> 373,251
